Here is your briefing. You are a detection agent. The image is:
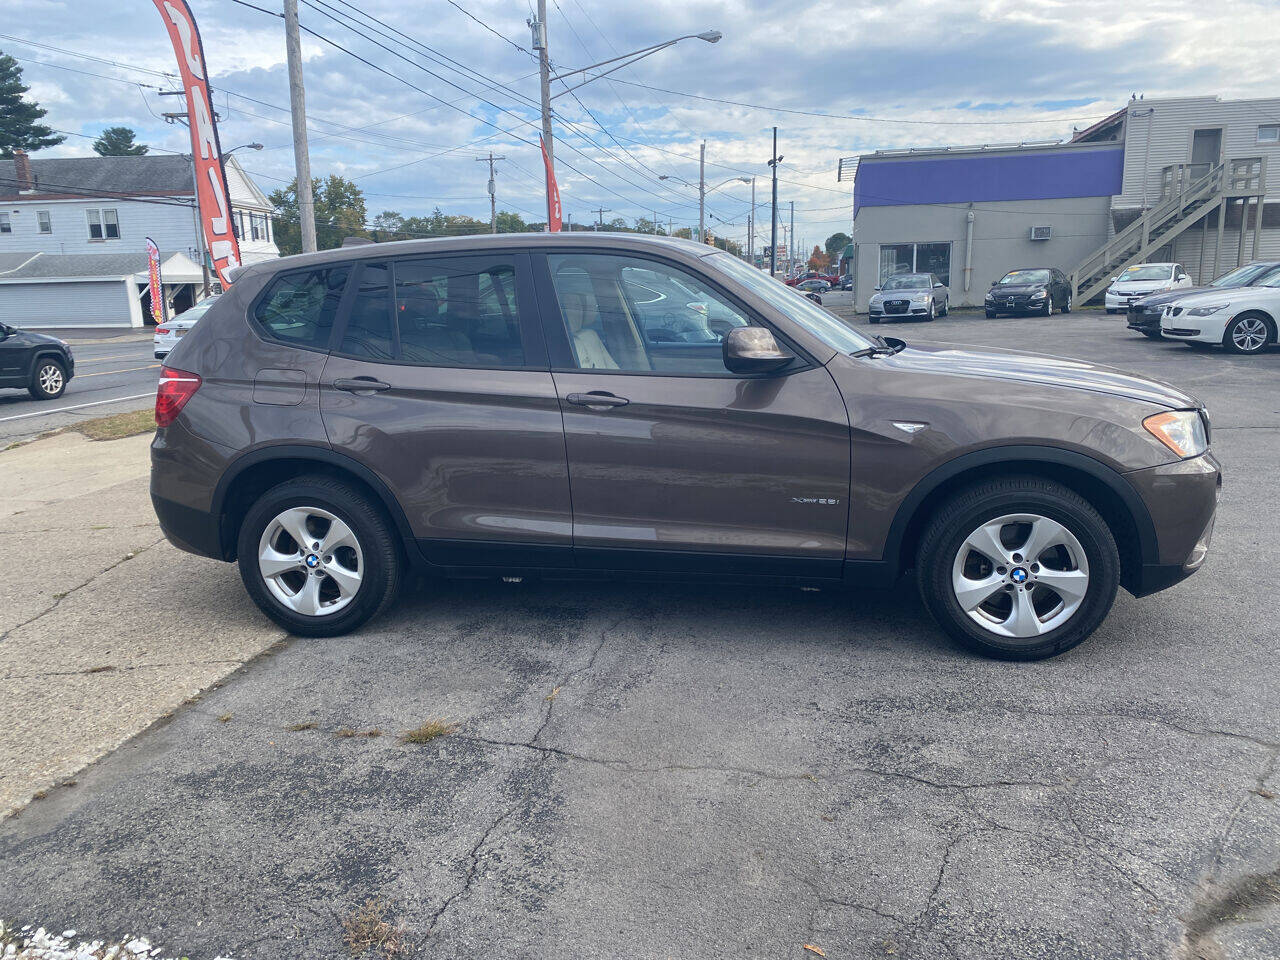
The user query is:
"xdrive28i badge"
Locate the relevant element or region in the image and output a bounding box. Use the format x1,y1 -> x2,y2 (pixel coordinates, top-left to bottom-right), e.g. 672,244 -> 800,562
791,497 -> 841,505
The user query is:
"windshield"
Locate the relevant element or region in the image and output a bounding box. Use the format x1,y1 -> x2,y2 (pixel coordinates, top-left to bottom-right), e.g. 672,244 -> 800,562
706,253 -> 875,353
1210,263 -> 1280,287
1118,265 -> 1173,281
882,274 -> 931,291
998,269 -> 1050,285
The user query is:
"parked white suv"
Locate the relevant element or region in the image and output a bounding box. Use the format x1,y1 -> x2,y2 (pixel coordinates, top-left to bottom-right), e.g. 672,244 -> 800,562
1105,263 -> 1193,314
1160,273 -> 1280,354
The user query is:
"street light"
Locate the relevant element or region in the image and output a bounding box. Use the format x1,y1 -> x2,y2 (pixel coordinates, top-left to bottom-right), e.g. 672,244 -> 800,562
224,142 -> 264,156
661,167 -> 749,243
548,31 -> 722,100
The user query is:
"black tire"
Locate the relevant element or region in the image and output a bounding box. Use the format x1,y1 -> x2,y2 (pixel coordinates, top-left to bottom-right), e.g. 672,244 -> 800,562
1142,330 -> 1163,340
237,475 -> 402,637
925,302 -> 935,322
1063,294 -> 1072,314
939,298 -> 949,317
28,357 -> 67,400
1222,313 -> 1272,355
915,476 -> 1120,661
1043,299 -> 1055,317
985,310 -> 997,319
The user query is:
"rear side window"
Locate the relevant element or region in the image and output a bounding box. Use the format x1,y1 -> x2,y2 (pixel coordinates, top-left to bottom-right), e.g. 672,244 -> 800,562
337,255 -> 528,368
254,266 -> 349,349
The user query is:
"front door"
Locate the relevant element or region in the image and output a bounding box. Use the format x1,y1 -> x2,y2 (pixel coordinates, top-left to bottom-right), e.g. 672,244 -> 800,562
320,252 -> 573,568
536,251 -> 851,576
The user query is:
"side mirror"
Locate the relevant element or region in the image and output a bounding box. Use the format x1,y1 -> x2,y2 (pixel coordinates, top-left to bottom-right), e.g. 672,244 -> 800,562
873,285 -> 882,292
933,282 -> 944,288
723,326 -> 792,375
1109,276 -> 1118,282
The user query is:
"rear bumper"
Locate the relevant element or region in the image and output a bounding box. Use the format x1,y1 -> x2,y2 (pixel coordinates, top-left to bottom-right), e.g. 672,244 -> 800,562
152,492 -> 223,560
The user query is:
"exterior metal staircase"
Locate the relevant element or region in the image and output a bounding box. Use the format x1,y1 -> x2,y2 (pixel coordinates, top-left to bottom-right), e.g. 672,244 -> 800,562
1070,162 -> 1227,305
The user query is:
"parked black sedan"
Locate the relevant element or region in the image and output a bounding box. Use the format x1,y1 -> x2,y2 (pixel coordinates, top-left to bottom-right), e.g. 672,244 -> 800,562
0,323 -> 75,400
984,268 -> 1072,317
1126,260 -> 1280,338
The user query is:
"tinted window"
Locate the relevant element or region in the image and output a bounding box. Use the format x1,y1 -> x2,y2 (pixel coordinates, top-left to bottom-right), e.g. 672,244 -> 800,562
999,269 -> 1051,285
393,256 -> 526,368
254,266 -> 350,349
338,263 -> 395,360
548,253 -> 756,375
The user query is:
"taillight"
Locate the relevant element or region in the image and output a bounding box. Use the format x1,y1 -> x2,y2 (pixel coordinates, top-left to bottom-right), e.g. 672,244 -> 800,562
155,366 -> 201,427
156,327 -> 170,335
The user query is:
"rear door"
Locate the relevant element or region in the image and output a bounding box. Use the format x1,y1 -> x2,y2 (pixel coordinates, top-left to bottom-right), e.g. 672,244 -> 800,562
535,250 -> 851,576
320,251 -> 573,567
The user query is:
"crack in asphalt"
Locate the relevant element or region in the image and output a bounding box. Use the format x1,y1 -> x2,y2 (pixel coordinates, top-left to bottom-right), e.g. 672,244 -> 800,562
0,536 -> 166,645
1208,744 -> 1280,875
990,704 -> 1280,752
529,611 -> 631,748
425,799 -> 525,939
0,660 -> 249,681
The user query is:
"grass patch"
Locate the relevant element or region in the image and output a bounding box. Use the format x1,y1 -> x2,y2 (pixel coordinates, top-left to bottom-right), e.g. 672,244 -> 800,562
73,408 -> 156,441
342,898 -> 410,958
334,727 -> 383,739
216,713 -> 232,723
286,721 -> 319,732
399,719 -> 458,744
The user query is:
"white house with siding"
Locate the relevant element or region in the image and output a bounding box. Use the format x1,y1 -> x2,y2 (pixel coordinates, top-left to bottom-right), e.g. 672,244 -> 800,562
0,152 -> 278,328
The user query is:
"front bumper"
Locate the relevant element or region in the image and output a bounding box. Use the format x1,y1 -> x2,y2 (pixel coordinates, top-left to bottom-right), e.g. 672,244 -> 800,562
1124,450 -> 1220,596
1161,310 -> 1230,343
1126,307 -> 1163,332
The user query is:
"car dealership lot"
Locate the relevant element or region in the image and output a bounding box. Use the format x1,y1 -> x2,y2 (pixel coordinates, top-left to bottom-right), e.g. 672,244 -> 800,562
0,309 -> 1277,960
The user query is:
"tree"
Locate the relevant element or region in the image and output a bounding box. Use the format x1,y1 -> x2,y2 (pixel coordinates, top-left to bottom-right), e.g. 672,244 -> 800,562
92,126 -> 148,156
269,174 -> 369,254
824,232 -> 850,262
808,245 -> 830,271
0,53 -> 64,156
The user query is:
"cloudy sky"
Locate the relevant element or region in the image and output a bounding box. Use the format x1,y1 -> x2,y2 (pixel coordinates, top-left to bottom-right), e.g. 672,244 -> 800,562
4,0 -> 1278,251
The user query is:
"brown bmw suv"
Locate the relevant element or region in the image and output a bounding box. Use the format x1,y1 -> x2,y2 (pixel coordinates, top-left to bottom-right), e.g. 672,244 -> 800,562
150,234 -> 1219,660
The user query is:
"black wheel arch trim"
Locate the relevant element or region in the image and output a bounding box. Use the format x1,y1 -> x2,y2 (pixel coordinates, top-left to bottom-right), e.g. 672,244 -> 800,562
27,349 -> 70,381
879,444 -> 1159,573
210,443 -> 418,561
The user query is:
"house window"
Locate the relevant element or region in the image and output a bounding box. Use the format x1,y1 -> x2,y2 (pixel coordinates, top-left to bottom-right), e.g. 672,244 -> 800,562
86,208 -> 120,240
1259,124 -> 1280,144
878,242 -> 951,287
0,213 -> 10,234
37,210 -> 52,234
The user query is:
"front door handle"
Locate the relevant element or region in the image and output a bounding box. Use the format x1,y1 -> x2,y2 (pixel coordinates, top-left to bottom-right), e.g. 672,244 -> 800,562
333,377 -> 391,394
566,391 -> 629,409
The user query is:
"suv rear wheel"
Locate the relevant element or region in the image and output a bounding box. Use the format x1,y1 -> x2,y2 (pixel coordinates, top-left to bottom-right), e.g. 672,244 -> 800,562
237,476 -> 402,637
916,477 -> 1120,660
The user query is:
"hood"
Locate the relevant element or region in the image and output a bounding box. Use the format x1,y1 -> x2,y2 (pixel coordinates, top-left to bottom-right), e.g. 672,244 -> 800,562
989,283 -> 1047,295
1132,286 -> 1209,307
873,288 -> 928,299
8,329 -> 66,347
1167,285 -> 1277,307
877,341 -> 1200,409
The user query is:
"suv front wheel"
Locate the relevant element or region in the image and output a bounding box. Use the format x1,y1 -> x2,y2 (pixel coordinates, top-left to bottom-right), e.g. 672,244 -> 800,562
916,477 -> 1120,660
237,476 -> 402,637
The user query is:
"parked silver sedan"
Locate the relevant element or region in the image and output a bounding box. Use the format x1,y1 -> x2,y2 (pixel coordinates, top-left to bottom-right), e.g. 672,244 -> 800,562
868,273 -> 949,323
154,296 -> 220,360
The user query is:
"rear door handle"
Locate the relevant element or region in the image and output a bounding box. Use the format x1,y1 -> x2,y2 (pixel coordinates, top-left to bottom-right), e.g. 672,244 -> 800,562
566,391 -> 629,408
333,377 -> 391,393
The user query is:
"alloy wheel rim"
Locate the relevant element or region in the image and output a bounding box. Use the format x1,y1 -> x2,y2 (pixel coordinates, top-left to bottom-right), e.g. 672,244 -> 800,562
39,365 -> 63,393
257,506 -> 364,617
1233,318 -> 1267,351
951,513 -> 1090,640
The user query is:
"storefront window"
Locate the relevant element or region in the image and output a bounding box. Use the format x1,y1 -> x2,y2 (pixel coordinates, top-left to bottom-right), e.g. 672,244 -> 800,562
879,242 -> 951,287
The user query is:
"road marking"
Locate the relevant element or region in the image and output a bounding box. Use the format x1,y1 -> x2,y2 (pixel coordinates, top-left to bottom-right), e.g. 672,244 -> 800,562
78,354 -> 154,364
0,392 -> 155,423
74,364 -> 161,379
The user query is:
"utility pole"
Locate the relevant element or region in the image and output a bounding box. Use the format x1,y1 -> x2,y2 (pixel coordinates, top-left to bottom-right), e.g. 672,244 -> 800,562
476,153 -> 506,233
697,139 -> 706,244
283,0 -> 317,253
652,209 -> 658,234
768,127 -> 781,277
531,0 -> 555,229
668,217 -> 674,237
593,206 -> 610,230
566,211 -> 572,231
789,201 -> 795,273
159,92 -> 212,296
748,177 -> 755,264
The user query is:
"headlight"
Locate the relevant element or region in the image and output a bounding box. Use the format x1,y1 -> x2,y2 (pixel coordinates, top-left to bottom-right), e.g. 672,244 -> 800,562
984,291 -> 995,300
1029,288 -> 1048,299
1143,410 -> 1208,459
911,293 -> 929,302
1186,303 -> 1229,317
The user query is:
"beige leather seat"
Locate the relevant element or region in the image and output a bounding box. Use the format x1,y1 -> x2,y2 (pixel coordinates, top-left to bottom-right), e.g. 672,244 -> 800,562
561,290 -> 619,369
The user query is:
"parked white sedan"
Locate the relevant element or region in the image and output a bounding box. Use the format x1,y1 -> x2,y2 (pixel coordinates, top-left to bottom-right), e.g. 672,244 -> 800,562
1104,262 -> 1193,314
1160,274 -> 1280,354
154,296 -> 219,360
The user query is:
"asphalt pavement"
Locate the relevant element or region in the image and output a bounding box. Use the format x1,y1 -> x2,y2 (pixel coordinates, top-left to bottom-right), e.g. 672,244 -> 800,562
1,309 -> 1277,960
0,333 -> 159,443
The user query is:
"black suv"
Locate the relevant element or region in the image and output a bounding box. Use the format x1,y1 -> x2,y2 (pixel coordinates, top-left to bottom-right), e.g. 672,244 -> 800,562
0,323 -> 74,400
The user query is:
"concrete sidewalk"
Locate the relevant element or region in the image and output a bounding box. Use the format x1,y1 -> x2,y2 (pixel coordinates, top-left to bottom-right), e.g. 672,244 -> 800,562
0,431 -> 281,816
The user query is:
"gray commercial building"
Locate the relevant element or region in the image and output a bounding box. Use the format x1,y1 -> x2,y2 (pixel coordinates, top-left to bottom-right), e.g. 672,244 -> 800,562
849,96 -> 1280,309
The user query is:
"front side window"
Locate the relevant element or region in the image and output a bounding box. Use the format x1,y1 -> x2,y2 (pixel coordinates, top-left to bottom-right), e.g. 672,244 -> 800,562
549,253 -> 762,375
706,252 -> 875,355
37,210 -> 51,234
254,265 -> 350,349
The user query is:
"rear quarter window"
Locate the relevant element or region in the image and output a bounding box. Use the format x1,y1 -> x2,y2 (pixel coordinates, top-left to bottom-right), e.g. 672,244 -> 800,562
253,266 -> 350,349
